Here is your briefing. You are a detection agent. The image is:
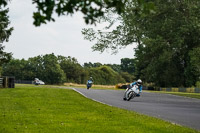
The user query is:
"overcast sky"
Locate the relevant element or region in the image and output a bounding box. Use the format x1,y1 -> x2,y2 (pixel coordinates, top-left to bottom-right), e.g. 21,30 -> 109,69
4,0 -> 136,65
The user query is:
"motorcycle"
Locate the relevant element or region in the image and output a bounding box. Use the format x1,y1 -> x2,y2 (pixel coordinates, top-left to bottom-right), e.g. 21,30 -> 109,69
87,80 -> 93,89
123,85 -> 140,101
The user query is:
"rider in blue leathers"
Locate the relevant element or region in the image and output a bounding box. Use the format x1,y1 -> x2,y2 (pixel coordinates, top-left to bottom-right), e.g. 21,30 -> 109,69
123,79 -> 143,100
130,79 -> 143,96
87,77 -> 93,89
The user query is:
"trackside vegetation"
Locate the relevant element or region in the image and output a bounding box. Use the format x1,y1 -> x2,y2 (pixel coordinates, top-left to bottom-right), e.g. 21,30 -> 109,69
2,54 -> 135,85
0,85 -> 199,133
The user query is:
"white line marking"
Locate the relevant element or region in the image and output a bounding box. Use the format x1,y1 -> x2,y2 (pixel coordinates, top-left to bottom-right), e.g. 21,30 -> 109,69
72,88 -> 113,107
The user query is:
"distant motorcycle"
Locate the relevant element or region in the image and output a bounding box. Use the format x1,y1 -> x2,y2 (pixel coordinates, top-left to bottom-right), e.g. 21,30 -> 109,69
123,85 -> 140,101
87,80 -> 93,89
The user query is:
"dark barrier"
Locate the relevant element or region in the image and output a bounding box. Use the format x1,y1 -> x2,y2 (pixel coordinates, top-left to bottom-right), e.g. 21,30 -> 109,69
0,78 -> 3,88
0,76 -> 15,88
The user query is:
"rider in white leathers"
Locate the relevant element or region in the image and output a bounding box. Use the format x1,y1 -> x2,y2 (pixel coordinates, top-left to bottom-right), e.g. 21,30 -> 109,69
123,79 -> 143,100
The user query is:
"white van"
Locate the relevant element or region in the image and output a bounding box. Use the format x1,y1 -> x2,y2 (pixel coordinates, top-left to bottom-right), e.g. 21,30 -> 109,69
34,78 -> 45,85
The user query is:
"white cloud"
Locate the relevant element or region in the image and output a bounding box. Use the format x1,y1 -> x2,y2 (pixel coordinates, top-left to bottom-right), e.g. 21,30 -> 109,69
4,0 -> 136,65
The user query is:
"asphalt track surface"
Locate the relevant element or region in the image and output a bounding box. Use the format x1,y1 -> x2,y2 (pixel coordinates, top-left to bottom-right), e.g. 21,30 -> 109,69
73,88 -> 200,130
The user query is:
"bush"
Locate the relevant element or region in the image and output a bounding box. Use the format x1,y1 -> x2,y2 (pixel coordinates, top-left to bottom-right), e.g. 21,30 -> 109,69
196,81 -> 200,88
89,66 -> 126,85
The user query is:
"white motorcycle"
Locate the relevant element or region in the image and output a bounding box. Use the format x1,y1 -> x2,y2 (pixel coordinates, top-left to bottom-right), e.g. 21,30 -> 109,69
123,85 -> 140,101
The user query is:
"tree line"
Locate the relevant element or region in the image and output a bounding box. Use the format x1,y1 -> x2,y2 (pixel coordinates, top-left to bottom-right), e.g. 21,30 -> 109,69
1,53 -> 135,85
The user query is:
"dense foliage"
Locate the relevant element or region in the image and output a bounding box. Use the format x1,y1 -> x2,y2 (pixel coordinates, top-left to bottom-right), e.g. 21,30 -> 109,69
82,0 -> 200,87
1,0 -> 155,26
2,54 -> 134,85
87,65 -> 125,85
2,54 -> 66,84
134,0 -> 200,87
32,0 -> 156,26
32,0 -> 127,26
0,0 -> 13,71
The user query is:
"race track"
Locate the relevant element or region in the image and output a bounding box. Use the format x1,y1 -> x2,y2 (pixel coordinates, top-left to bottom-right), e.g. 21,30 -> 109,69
74,88 -> 200,130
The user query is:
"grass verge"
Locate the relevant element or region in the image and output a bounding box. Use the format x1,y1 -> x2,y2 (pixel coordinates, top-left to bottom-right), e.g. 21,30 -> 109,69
0,85 -> 199,133
64,83 -> 117,90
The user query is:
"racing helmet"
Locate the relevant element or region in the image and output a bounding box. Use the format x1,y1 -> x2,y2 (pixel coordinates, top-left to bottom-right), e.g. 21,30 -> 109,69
137,79 -> 142,85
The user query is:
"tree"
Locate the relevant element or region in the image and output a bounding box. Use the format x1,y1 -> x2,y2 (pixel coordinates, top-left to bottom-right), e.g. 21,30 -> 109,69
104,63 -> 121,73
120,72 -> 135,83
2,59 -> 34,80
32,0 -> 128,26
2,59 -> 24,79
134,0 -> 200,87
120,58 -> 135,74
0,1 -> 13,70
3,54 -> 66,84
88,65 -> 125,85
0,1 -> 12,43
58,55 -> 84,84
82,0 -> 200,87
0,45 -> 12,66
27,55 -> 45,80
83,62 -> 94,68
83,62 -> 102,68
1,0 -> 155,27
32,0 -> 155,26
41,53 -> 66,84
188,47 -> 200,85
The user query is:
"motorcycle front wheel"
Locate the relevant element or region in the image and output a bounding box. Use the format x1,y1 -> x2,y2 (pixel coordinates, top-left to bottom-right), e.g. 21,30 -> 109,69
127,91 -> 135,101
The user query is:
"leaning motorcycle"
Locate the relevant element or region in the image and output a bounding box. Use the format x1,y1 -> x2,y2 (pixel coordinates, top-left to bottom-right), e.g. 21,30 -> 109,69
123,85 -> 139,101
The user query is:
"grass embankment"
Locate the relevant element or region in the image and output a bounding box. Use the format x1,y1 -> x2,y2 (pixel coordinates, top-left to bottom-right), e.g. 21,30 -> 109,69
0,85 -> 199,133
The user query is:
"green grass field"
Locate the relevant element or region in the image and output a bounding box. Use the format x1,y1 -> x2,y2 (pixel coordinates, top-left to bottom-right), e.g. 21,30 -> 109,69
0,85 -> 199,133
